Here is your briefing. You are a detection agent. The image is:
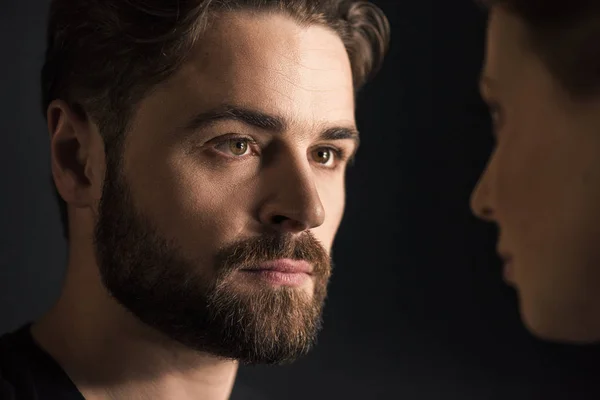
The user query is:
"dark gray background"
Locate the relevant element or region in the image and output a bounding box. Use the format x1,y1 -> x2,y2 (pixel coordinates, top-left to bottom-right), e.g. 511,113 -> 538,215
2,1 -> 600,399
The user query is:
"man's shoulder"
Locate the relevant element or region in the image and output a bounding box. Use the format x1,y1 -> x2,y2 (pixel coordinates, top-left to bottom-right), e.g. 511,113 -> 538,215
0,326 -> 270,400
0,324 -> 84,400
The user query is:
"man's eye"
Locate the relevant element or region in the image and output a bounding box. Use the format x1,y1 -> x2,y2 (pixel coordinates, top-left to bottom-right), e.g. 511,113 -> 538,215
311,148 -> 333,165
310,147 -> 346,168
214,138 -> 253,156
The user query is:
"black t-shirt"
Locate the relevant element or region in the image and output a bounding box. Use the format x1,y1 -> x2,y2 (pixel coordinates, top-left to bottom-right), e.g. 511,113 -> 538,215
0,324 -> 83,400
0,324 -> 266,400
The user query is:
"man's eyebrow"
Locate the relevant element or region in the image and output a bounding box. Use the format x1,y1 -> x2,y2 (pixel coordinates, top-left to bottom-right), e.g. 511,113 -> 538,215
320,126 -> 360,148
182,103 -> 360,145
321,126 -> 361,162
182,104 -> 286,132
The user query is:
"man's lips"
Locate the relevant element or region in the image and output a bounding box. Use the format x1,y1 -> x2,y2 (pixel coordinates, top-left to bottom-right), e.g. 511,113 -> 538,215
239,259 -> 313,287
240,259 -> 313,275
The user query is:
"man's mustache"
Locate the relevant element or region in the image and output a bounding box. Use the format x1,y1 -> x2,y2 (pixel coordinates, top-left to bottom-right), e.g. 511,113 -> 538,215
215,232 -> 331,277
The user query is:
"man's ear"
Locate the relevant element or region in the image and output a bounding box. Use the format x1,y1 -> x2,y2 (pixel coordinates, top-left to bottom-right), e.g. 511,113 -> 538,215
48,100 -> 105,210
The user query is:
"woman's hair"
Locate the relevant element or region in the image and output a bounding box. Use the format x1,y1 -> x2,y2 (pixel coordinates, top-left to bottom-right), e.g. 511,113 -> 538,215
478,0 -> 600,98
42,0 -> 391,239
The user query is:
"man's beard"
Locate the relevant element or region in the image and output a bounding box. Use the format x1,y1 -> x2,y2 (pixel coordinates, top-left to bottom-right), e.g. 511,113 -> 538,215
93,154 -> 332,365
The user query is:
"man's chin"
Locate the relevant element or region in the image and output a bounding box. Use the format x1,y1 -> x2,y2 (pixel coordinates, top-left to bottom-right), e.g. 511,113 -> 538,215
200,284 -> 323,364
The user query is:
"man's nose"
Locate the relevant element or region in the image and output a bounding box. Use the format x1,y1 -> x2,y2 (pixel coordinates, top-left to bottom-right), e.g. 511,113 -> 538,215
258,157 -> 326,234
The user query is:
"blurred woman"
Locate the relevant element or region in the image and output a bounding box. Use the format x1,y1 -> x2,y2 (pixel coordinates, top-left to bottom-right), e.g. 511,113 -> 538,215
471,1 -> 600,344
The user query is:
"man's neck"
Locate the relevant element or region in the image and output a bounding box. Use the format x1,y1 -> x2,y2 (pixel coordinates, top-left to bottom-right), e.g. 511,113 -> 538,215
31,246 -> 238,400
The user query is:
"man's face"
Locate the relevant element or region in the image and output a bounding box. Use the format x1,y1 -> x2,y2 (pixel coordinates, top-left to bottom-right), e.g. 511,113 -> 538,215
471,7 -> 600,343
94,12 -> 357,363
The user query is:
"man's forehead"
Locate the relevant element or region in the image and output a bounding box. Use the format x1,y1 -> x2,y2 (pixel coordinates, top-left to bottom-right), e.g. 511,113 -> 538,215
168,20 -> 355,126
194,12 -> 349,73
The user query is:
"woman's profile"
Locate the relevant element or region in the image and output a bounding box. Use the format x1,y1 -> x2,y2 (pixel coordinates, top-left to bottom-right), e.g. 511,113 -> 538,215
471,1 -> 600,344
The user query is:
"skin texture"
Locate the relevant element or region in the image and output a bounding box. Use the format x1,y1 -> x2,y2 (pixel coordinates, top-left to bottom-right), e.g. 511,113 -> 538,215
471,6 -> 600,343
32,12 -> 357,400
